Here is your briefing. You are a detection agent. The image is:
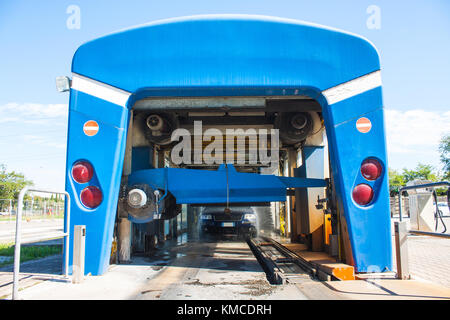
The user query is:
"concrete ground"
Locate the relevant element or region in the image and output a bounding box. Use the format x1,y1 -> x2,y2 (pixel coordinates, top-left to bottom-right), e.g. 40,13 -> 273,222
1,216 -> 450,300
0,219 -> 64,244
5,237 -> 312,300
0,254 -> 64,300
1,233 -> 449,300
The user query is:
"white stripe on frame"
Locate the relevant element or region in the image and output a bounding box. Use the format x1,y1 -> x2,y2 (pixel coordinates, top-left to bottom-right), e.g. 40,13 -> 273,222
322,71 -> 382,105
71,73 -> 131,107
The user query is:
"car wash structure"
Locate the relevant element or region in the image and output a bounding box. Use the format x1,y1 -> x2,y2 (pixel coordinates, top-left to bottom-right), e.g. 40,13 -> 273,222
63,15 -> 392,277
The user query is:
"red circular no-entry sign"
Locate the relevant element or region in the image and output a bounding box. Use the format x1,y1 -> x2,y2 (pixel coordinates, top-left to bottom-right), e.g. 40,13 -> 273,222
83,120 -> 99,136
356,117 -> 372,133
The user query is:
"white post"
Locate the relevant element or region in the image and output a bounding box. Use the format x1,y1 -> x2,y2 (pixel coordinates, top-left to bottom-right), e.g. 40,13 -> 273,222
72,225 -> 86,284
394,221 -> 410,280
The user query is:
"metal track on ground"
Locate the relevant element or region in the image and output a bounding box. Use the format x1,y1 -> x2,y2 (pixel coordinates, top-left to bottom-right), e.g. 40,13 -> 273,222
247,236 -> 316,284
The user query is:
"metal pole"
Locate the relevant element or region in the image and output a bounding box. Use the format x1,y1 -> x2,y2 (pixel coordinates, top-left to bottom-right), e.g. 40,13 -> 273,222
398,193 -> 403,222
12,186 -> 28,300
399,181 -> 449,192
64,193 -> 70,277
409,230 -> 450,239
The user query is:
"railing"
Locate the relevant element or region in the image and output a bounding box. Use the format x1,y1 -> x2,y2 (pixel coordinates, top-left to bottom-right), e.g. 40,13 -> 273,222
395,181 -> 449,279
398,181 -> 449,223
12,186 -> 70,300
390,195 -> 409,218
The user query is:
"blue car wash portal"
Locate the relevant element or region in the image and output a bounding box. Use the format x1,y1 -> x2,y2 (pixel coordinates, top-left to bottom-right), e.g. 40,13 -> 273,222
63,15 -> 392,277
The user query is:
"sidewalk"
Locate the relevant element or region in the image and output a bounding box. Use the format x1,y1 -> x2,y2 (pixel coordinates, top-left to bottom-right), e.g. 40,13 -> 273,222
391,218 -> 450,288
0,254 -> 65,299
404,235 -> 450,288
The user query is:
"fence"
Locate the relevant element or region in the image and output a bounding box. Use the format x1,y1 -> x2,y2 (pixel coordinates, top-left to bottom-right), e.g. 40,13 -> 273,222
390,196 -> 410,218
0,198 -> 65,218
3,195 -> 445,220
390,195 -> 447,218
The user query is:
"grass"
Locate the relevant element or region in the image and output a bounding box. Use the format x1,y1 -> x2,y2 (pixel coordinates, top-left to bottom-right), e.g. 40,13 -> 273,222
0,242 -> 62,267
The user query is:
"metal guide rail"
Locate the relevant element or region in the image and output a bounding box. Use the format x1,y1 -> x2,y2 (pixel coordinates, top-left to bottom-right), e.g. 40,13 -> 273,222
248,236 -> 358,283
247,236 -> 318,284
12,186 -> 70,300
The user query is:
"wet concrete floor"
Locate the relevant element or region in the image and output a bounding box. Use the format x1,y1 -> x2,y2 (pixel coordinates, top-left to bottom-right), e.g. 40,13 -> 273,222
5,232 -> 450,300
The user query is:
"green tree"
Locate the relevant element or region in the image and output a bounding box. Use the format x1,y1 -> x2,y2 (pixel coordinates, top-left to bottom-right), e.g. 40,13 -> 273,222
401,163 -> 438,182
388,168 -> 405,196
389,164 -> 447,195
439,134 -> 450,180
0,164 -> 33,199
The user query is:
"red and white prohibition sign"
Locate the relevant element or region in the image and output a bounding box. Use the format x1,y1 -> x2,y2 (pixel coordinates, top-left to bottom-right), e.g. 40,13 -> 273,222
356,117 -> 372,133
83,120 -> 99,136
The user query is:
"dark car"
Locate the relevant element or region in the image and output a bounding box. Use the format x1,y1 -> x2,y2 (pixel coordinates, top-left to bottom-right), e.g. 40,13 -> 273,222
200,206 -> 258,238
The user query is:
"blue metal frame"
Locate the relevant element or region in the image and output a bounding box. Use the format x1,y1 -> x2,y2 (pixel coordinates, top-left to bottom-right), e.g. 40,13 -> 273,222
128,164 -> 326,205
65,15 -> 392,275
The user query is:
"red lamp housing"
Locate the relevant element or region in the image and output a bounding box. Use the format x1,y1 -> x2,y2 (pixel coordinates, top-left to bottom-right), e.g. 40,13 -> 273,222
352,184 -> 374,206
361,159 -> 382,181
72,161 -> 94,184
80,186 -> 103,209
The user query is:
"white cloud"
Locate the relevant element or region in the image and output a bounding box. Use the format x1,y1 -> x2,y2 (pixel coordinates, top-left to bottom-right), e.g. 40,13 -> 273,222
22,134 -> 66,149
385,108 -> 450,170
385,109 -> 450,149
0,102 -> 68,118
0,117 -> 20,124
0,102 -> 68,128
0,102 -> 68,190
0,102 -> 68,146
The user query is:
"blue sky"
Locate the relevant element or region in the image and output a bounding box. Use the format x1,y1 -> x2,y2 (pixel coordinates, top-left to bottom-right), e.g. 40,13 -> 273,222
0,0 -> 449,190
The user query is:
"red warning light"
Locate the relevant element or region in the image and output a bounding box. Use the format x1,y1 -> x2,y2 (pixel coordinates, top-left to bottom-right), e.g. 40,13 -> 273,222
72,161 -> 94,184
361,159 -> 382,181
80,186 -> 102,209
352,184 -> 374,206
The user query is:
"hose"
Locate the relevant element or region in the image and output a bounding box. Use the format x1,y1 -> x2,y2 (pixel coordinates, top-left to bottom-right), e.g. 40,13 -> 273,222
432,190 -> 447,233
448,188 -> 450,211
